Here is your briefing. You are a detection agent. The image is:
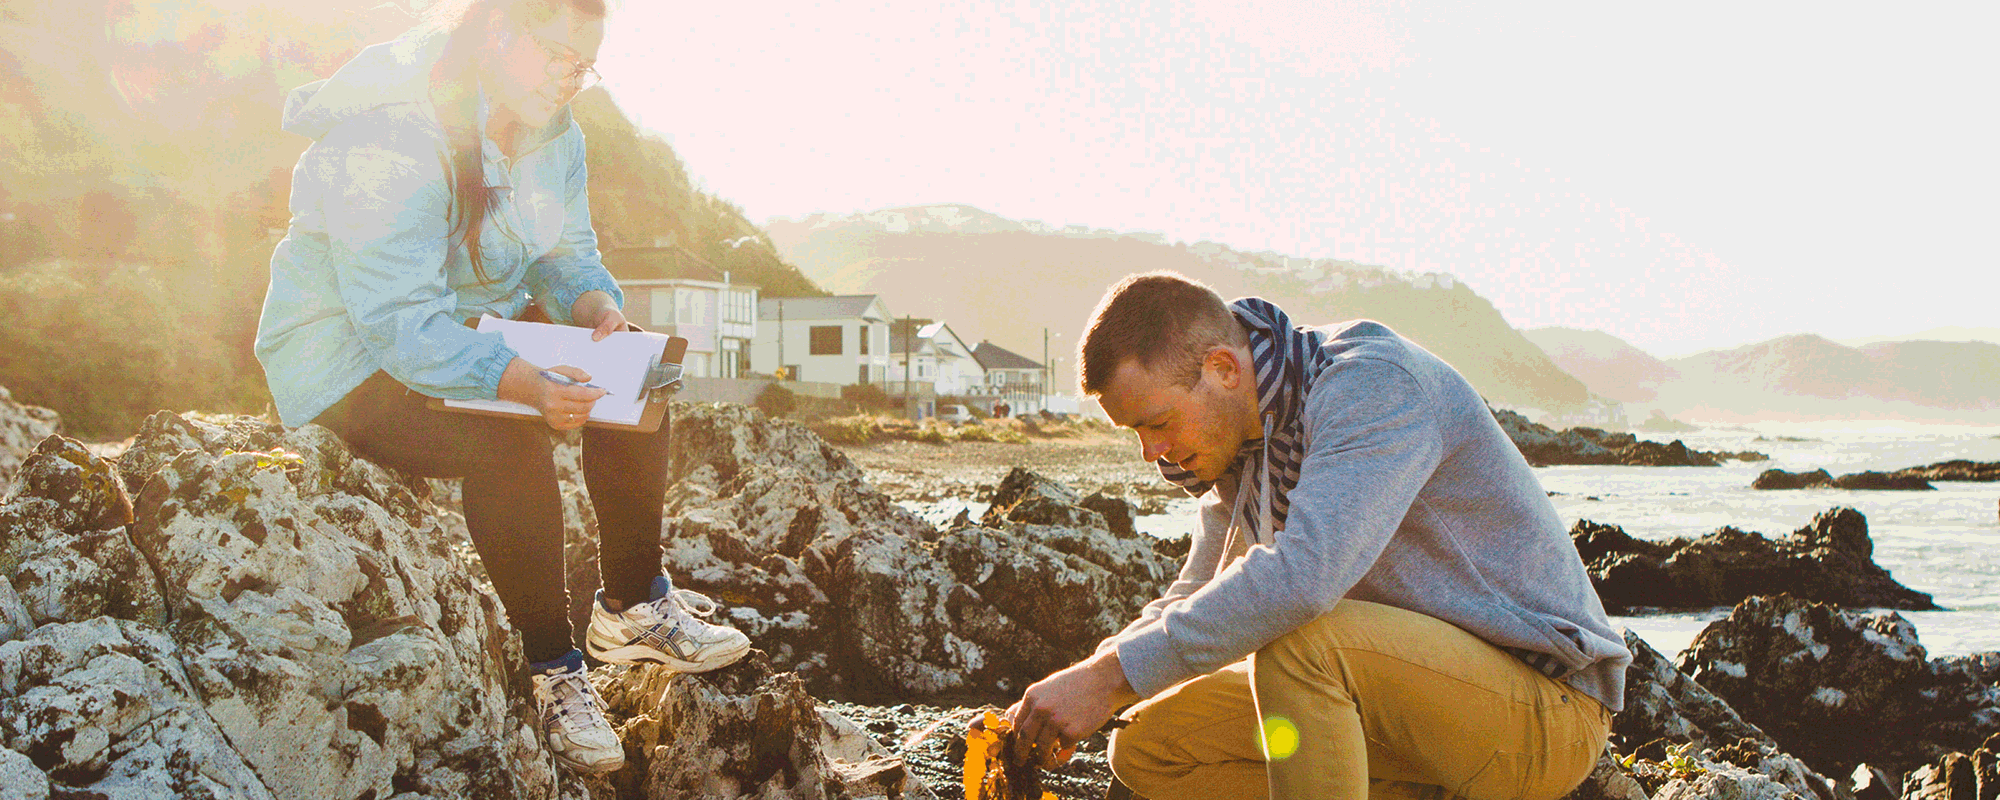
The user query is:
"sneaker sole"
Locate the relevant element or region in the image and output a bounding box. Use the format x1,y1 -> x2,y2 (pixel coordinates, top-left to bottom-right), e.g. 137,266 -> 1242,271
586,638 -> 750,672
552,750 -> 625,774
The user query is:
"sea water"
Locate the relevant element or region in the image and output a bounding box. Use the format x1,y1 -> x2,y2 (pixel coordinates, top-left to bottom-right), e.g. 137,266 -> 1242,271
903,425 -> 2000,661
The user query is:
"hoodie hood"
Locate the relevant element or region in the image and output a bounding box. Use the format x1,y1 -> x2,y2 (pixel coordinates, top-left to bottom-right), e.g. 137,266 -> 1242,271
282,28 -> 444,140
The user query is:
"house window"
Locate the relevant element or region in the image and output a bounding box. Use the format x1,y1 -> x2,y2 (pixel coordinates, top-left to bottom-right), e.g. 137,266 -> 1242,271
723,291 -> 755,324
857,364 -> 870,384
809,326 -> 842,355
858,325 -> 870,355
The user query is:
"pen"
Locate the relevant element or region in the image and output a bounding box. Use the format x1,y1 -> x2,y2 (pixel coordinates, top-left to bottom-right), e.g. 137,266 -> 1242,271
539,369 -> 606,392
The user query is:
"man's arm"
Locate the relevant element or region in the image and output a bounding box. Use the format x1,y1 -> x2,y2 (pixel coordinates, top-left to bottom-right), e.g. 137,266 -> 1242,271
1091,490 -> 1234,656
1114,357 -> 1445,697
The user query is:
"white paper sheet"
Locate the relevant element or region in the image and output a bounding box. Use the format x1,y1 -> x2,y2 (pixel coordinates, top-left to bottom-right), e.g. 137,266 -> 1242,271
441,318 -> 669,425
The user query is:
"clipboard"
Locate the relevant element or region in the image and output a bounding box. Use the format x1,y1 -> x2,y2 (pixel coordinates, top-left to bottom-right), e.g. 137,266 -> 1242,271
427,318 -> 687,434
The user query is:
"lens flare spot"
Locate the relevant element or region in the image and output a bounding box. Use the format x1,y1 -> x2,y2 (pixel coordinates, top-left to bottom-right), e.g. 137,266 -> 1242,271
1260,716 -> 1300,761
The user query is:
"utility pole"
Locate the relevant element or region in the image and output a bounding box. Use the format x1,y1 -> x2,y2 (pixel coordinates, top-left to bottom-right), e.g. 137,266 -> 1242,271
901,316 -> 911,415
777,300 -> 785,380
1042,327 -> 1050,413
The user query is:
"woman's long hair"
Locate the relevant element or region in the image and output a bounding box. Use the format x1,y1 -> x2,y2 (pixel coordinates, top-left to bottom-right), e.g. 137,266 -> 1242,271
427,0 -> 605,284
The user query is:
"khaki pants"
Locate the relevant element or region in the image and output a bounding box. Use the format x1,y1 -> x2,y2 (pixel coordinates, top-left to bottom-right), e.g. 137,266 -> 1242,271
1108,601 -> 1610,800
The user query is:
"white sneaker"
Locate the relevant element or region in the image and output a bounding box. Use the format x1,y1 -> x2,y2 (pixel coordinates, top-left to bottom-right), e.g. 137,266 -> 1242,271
528,650 -> 624,774
586,576 -> 751,671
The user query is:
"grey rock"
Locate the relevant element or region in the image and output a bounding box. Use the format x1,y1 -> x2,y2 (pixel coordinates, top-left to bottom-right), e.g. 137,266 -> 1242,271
1900,732 -> 2000,800
1573,509 -> 1935,613
1679,594 -> 2000,777
650,403 -> 1176,701
0,386 -> 61,489
1,417 -> 584,799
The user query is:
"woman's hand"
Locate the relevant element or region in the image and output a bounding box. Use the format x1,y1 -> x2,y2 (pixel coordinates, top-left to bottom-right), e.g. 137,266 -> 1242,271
498,359 -> 606,431
572,290 -> 627,341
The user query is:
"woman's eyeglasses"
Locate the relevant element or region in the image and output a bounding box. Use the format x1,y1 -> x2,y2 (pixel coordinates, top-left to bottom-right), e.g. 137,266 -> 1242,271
526,32 -> 601,97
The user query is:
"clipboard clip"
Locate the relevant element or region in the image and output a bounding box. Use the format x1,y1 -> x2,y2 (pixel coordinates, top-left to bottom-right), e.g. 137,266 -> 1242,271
644,361 -> 685,400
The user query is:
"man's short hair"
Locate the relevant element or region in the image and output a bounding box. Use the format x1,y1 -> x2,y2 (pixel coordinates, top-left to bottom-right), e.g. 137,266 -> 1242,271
1079,271 -> 1246,395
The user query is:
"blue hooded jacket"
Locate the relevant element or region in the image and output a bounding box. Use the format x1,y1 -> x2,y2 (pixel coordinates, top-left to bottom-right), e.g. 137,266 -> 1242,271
255,26 -> 622,426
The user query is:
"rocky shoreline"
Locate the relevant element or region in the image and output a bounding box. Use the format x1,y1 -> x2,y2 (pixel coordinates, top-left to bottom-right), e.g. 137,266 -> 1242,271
0,393 -> 1994,800
1493,409 -> 1768,467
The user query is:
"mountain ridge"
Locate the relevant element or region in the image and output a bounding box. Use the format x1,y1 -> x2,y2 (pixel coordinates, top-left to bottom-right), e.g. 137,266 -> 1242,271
767,206 -> 1592,412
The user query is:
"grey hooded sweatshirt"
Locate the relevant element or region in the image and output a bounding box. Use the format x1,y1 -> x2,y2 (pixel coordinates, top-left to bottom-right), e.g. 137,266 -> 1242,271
1099,320 -> 1631,712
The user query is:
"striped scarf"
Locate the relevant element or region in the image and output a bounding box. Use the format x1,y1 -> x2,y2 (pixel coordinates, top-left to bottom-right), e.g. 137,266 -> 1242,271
1157,297 -> 1330,544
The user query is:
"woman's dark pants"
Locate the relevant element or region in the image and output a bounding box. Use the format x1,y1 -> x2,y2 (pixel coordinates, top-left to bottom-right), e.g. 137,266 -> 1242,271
318,371 -> 670,663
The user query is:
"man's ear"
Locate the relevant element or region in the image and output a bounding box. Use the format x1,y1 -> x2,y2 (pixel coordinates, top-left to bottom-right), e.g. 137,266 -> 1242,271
1206,347 -> 1246,389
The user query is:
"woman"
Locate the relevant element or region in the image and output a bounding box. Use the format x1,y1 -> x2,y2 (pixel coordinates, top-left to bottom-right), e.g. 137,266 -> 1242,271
254,0 -> 748,773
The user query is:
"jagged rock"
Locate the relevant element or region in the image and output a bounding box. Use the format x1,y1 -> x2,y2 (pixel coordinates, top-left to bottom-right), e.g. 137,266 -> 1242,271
1,418 -> 586,799
1612,629 -> 1856,800
1492,409 -> 1762,467
1679,594 -> 2000,778
1078,491 -> 1140,540
1754,469 -> 1935,491
1900,732 -> 2000,800
1851,764 -> 1900,800
647,403 -> 1176,702
1754,469 -> 1837,491
587,653 -> 934,800
0,387 -> 61,488
0,438 -> 157,629
1888,460 -> 2000,483
0,746 -> 47,800
1614,630 -> 1777,753
1574,509 -> 1936,613
1561,754 -> 1650,800
982,468 -> 1106,530
1653,761 -> 1812,800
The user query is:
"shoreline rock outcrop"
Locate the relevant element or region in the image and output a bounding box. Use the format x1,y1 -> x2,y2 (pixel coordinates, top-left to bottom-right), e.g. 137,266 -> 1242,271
1677,594 -> 2000,778
1886,461 -> 2000,483
1753,469 -> 1936,491
640,404 -> 1177,703
1493,409 -> 1766,467
2,415 -> 587,799
1572,508 -> 1937,613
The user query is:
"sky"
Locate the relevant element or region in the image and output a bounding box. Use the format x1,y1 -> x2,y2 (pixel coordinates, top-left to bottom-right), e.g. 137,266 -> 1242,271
595,0 -> 1997,357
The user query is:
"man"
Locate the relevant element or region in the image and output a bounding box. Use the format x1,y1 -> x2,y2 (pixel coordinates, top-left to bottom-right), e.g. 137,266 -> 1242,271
1006,272 -> 1629,800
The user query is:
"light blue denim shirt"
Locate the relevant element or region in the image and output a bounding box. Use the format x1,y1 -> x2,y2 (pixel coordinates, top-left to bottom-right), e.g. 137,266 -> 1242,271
255,27 -> 622,426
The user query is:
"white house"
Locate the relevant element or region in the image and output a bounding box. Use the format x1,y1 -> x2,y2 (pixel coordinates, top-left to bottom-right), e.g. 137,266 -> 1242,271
887,320 -> 984,397
751,295 -> 895,385
970,340 -> 1046,413
605,247 -> 758,379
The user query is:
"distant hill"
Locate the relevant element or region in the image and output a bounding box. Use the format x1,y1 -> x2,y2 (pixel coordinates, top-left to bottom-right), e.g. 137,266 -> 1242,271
1837,326 -> 2000,348
1657,336 -> 2000,418
1518,325 -> 2000,422
766,205 -> 1591,411
1521,327 -> 1679,403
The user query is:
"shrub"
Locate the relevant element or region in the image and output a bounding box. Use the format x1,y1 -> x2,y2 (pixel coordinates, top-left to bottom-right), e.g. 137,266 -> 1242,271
754,383 -> 797,418
810,414 -> 878,445
839,382 -> 893,411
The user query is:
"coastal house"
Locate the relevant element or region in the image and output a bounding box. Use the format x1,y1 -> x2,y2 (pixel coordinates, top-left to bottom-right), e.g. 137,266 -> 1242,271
751,295 -> 895,385
887,320 -> 984,397
604,246 -> 758,379
970,341 -> 1046,414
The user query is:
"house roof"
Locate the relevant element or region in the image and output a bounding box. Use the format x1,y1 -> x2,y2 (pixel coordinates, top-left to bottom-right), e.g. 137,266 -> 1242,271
759,295 -> 887,321
603,247 -> 726,282
889,321 -> 975,360
972,341 -> 1042,370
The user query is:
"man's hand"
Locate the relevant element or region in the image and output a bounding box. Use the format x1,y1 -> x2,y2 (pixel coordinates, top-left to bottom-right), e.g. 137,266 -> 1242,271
1006,649 -> 1140,767
571,290 -> 627,341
